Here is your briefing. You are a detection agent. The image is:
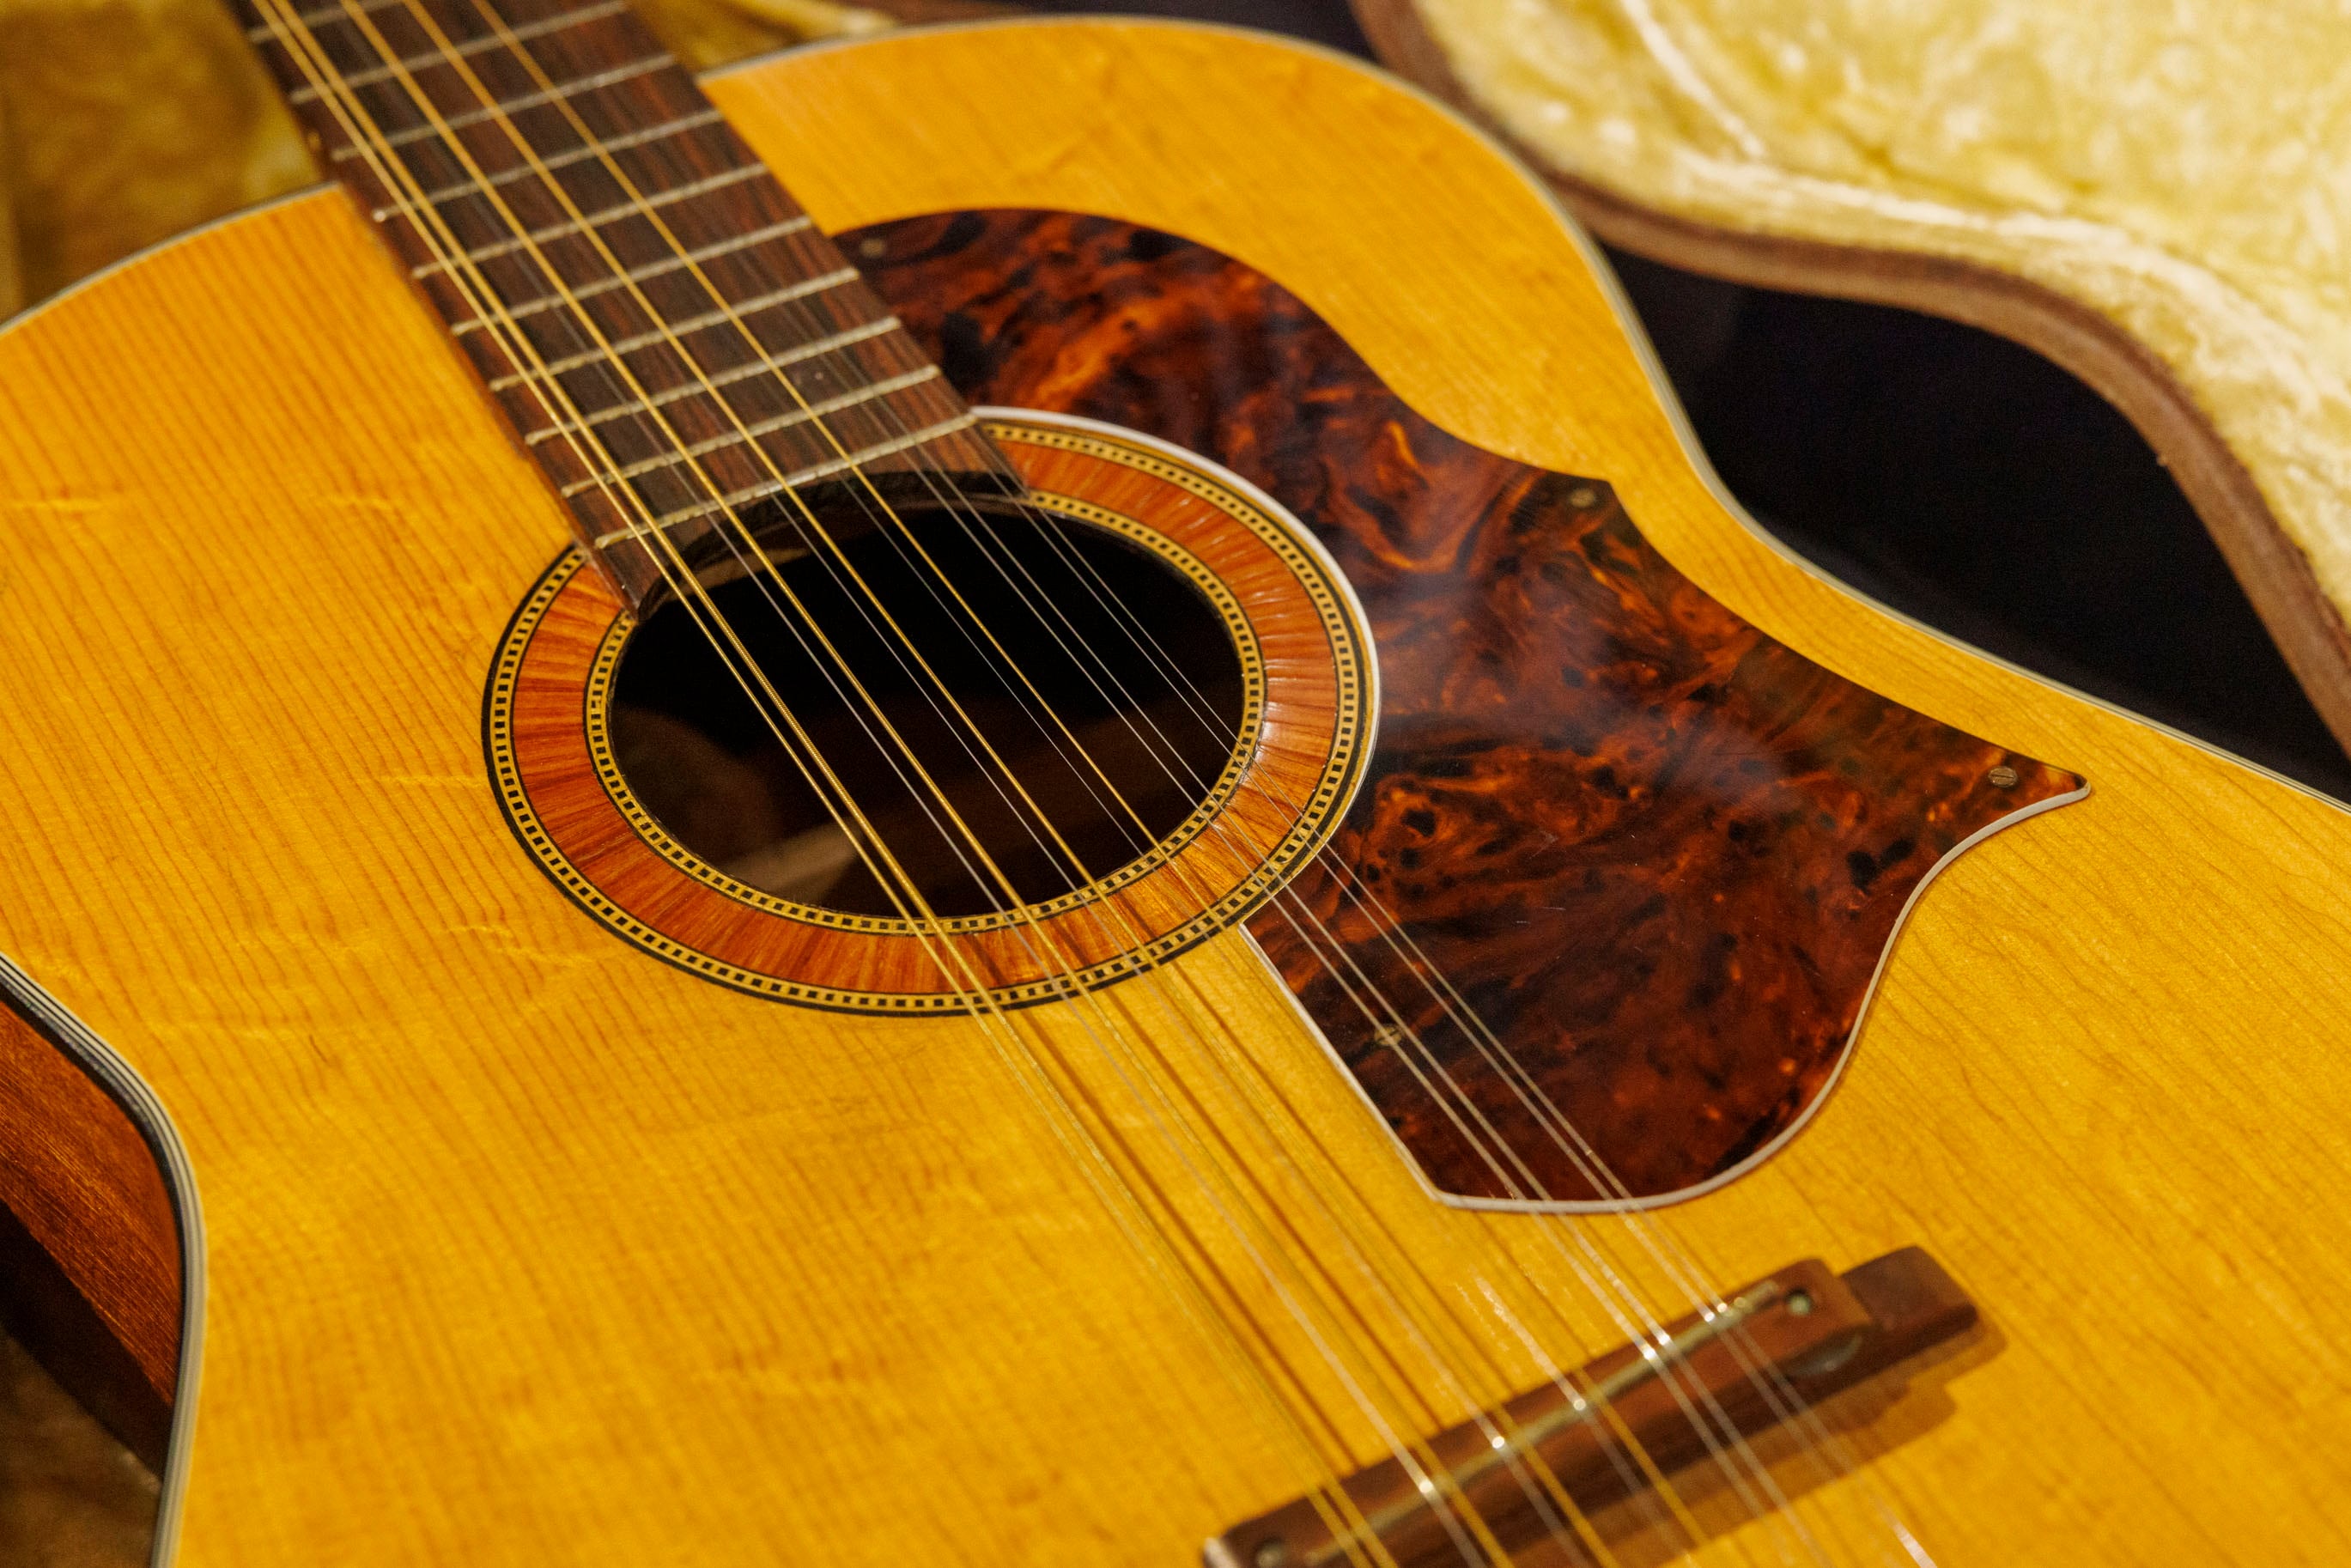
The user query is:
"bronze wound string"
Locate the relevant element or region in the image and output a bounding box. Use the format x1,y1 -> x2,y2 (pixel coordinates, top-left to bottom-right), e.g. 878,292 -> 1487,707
247,11 -> 1406,1563
252,3 -> 1928,1560
412,7 -> 1884,1557
252,6 -> 1579,1560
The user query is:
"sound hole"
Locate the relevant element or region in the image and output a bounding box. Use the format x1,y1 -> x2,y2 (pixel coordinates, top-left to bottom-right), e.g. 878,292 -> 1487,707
609,498 -> 1249,920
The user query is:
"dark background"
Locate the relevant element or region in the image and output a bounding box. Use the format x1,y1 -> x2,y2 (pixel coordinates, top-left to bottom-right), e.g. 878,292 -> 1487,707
1024,0 -> 2351,800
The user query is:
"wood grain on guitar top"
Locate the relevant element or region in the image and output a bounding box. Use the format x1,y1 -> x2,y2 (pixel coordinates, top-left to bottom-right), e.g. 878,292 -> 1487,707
0,20 -> 2347,1567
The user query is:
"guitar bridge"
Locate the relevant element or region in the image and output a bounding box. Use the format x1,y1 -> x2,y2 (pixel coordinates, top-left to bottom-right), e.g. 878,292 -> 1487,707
1206,1248 -> 1977,1568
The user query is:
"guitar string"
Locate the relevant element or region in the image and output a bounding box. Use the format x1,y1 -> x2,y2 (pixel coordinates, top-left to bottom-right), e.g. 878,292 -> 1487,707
943,472 -> 1921,1565
859,453 -> 1823,1567
347,9 -> 1589,1563
399,40 -> 1674,1560
418,3 -> 1890,1560
434,31 -> 1889,1547
951,385 -> 1940,1563
949,471 -> 1927,1565
860,401 -> 1878,1561
657,213 -> 1875,1565
413,9 -> 1814,1560
367,6 -> 1749,1560
696,491 -> 1664,1567
752,439 -> 1716,1566
1346,874 -> 1928,1566
390,4 -> 1859,1558
782,433 -> 1749,1565
257,6 -> 1523,1560
249,13 -> 1410,1565
625,228 -> 1843,1559
336,30 -> 1730,1560
418,15 -> 1833,1541
284,3 -> 1909,1560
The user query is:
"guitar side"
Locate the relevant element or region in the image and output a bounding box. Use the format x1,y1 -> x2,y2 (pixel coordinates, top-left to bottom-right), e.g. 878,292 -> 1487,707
0,19 -> 2347,1565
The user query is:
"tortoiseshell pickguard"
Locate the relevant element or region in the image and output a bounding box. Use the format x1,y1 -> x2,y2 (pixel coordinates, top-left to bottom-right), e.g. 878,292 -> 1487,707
853,210 -> 2083,1206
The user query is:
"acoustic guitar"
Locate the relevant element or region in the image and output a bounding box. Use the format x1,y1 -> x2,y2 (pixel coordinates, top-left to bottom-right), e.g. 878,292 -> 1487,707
1,6 -> 2348,1565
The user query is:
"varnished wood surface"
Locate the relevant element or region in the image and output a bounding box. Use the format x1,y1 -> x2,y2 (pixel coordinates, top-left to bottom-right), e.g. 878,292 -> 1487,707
1347,0 -> 2351,762
0,20 -> 2347,1565
0,1006 -> 177,1468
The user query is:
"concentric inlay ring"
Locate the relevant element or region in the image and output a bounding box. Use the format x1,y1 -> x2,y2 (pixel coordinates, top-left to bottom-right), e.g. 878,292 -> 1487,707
485,413 -> 1373,1012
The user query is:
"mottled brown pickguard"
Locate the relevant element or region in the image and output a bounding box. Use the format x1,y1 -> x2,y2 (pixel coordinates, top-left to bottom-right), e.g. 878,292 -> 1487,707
853,210 -> 2081,1206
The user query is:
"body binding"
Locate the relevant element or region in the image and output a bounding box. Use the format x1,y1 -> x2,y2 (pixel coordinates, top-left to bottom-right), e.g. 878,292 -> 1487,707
0,19 -> 2347,1566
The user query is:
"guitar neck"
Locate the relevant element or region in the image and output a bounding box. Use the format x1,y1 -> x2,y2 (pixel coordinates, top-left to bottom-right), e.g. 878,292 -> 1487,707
234,0 -> 1003,604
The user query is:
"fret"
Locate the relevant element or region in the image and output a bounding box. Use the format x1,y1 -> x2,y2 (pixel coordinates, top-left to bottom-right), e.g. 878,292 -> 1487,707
592,414 -> 985,546
407,166 -> 769,277
556,368 -> 945,495
369,107 -> 726,216
524,317 -> 908,445
327,55 -> 672,157
235,0 -> 1000,611
482,269 -> 858,389
450,216 -> 815,332
286,1 -> 629,100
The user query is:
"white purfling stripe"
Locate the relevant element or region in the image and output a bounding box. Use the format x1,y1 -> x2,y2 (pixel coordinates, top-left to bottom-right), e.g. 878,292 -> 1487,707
447,216 -> 812,333
285,2 -> 628,100
556,368 -> 942,494
368,109 -> 726,216
326,56 -> 670,159
404,164 -> 766,277
483,268 -> 857,389
524,315 -> 903,445
590,412 -> 980,544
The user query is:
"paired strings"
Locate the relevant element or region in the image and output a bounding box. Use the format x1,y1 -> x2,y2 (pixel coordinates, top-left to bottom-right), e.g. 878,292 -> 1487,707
257,9 -> 1433,1563
254,3 -> 1931,1560
284,9 -> 1805,1560
289,9 -> 1852,1560
319,14 -> 1574,1566
987,498 -> 1935,1566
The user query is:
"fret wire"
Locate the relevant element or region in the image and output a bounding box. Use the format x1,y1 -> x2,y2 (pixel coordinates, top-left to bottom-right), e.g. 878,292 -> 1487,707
328,54 -> 671,156
557,368 -> 944,494
522,315 -> 906,443
261,0 -> 983,544
407,163 -> 768,276
591,413 -> 983,545
369,107 -> 726,216
286,0 -> 628,99
483,268 -> 860,388
418,5 -> 1008,574
450,215 -> 815,332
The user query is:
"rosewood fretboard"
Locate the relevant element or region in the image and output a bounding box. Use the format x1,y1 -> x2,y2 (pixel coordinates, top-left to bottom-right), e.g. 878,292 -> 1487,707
236,0 -> 1004,602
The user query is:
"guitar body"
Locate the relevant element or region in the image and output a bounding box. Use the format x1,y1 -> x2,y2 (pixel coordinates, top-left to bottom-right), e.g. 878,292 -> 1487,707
3,19 -> 2350,1565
